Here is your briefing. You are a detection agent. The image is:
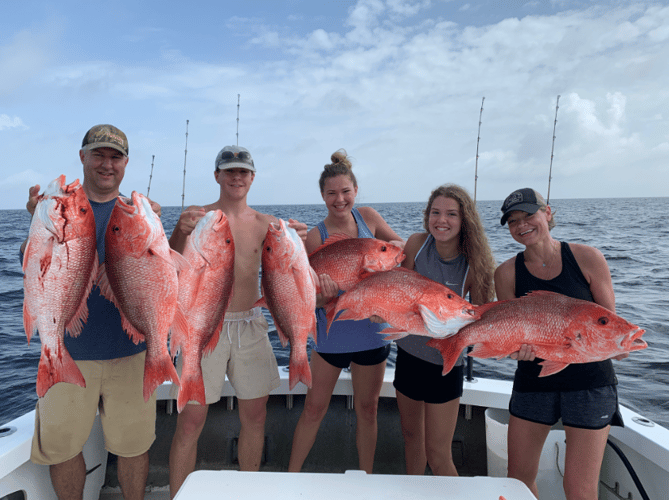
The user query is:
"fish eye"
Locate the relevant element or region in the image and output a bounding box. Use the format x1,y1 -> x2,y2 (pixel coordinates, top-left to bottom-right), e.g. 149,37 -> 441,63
447,293 -> 454,299
80,207 -> 87,214
226,238 -> 231,244
597,317 -> 609,326
381,246 -> 387,251
112,226 -> 120,232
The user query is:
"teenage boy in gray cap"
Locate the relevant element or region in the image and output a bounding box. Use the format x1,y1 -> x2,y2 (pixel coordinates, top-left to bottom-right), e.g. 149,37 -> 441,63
167,145 -> 307,497
21,124 -> 160,500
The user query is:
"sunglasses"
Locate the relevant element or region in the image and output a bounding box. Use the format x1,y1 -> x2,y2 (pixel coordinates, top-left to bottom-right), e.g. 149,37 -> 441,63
218,151 -> 252,162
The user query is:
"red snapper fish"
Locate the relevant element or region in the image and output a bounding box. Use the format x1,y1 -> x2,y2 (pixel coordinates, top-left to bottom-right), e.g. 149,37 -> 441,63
428,290 -> 647,376
98,191 -> 186,401
308,234 -> 405,291
170,210 -> 235,412
328,267 -> 479,338
23,175 -> 97,397
255,219 -> 317,390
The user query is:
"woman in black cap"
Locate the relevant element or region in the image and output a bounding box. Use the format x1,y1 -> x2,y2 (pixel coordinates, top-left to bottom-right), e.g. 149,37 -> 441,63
494,187 -> 627,500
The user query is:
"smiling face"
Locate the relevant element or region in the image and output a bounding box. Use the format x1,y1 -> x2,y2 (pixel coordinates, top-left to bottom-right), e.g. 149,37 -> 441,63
428,196 -> 462,245
80,147 -> 128,202
215,167 -> 255,199
322,174 -> 358,216
506,206 -> 552,245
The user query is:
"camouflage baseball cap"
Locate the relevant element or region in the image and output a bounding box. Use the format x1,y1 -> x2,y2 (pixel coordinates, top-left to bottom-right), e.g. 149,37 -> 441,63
81,124 -> 129,156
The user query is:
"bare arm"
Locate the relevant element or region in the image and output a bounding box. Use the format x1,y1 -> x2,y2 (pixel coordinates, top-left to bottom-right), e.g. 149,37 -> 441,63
20,185 -> 41,255
495,258 -> 535,362
168,206 -> 206,254
357,206 -> 405,248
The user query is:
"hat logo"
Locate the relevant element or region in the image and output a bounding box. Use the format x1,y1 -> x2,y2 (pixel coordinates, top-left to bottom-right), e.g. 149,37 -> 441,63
504,191 -> 524,209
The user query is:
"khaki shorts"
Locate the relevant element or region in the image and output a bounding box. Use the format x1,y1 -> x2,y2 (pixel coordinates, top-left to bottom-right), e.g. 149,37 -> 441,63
31,351 -> 156,465
172,308 -> 280,404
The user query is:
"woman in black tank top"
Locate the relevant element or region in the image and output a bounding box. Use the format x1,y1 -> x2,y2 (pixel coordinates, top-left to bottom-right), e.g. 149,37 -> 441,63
494,188 -> 627,500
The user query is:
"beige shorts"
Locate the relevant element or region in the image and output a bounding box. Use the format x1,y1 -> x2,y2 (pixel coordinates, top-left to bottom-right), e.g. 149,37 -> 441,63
31,351 -> 156,465
172,308 -> 280,404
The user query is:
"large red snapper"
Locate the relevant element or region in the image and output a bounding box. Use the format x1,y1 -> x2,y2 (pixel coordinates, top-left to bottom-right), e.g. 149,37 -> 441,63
308,234 -> 405,291
23,175 -> 97,397
255,219 -> 317,390
428,290 -> 647,376
97,191 -> 186,401
329,267 -> 479,339
170,210 -> 235,412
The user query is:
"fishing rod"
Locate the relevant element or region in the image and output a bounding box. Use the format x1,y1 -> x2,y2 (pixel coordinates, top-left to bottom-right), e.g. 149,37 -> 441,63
546,95 -> 560,204
466,98 -> 485,389
147,155 -> 155,197
181,120 -> 189,212
473,97 -> 485,203
236,94 -> 240,146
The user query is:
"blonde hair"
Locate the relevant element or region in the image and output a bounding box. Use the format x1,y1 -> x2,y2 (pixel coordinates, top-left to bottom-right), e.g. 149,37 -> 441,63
423,184 -> 496,304
318,149 -> 357,193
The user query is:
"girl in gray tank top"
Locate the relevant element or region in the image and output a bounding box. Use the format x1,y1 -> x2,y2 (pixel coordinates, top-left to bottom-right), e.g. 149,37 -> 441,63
392,184 -> 495,477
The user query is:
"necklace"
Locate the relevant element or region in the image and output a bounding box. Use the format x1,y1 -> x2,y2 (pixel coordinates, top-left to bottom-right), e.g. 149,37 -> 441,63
540,241 -> 560,279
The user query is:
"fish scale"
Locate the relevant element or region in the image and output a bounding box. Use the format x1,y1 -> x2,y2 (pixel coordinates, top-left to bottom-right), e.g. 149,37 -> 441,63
170,210 -> 235,412
22,175 -> 97,397
428,290 -> 647,376
256,219 -> 317,390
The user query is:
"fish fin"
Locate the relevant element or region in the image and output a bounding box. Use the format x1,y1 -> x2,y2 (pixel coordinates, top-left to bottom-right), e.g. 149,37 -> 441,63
169,304 -> 190,358
332,308 -> 360,322
143,353 -> 180,402
170,249 -> 190,273
176,371 -> 206,412
36,340 -> 86,398
23,301 -> 37,343
427,337 -> 463,375
308,232 -> 352,257
96,264 -> 119,308
252,296 -> 268,309
276,327 -> 290,348
382,331 -> 409,341
65,256 -> 98,338
538,360 -> 570,377
203,328 -> 222,357
289,343 -> 312,390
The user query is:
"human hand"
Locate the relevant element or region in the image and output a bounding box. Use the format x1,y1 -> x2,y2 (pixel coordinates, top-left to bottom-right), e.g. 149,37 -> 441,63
288,219 -> 308,242
612,353 -> 630,361
26,185 -> 41,215
177,207 -> 206,236
369,315 -> 386,323
509,344 -> 536,361
318,274 -> 339,302
389,239 -> 405,250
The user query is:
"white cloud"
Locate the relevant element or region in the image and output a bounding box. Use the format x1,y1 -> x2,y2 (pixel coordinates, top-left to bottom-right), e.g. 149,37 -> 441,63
0,115 -> 28,131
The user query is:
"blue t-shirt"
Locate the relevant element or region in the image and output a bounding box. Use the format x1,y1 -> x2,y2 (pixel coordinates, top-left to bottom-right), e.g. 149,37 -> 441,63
22,197 -> 146,360
314,208 -> 391,354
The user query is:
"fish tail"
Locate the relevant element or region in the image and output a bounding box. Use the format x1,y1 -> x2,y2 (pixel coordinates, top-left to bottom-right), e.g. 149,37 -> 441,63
176,372 -> 206,412
289,348 -> 312,390
36,343 -> 86,398
427,337 -> 463,376
143,353 -> 180,402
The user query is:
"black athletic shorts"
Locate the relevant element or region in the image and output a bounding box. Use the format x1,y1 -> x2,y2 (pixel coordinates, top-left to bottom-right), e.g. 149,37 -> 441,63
317,344 -> 391,370
509,385 -> 624,429
393,346 -> 464,404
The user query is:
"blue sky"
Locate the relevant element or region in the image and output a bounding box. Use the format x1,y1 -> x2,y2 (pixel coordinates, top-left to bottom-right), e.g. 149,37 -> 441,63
1,0 -> 667,209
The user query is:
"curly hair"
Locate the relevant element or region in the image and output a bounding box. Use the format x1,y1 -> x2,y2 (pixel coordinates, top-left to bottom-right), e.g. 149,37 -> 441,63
423,184 -> 496,304
318,149 -> 358,193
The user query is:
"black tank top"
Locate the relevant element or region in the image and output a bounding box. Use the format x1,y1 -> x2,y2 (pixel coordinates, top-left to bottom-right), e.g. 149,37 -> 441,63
513,241 -> 617,392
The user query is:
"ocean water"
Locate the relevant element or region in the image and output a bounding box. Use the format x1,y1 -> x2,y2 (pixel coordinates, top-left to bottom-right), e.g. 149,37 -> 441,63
1,198 -> 668,429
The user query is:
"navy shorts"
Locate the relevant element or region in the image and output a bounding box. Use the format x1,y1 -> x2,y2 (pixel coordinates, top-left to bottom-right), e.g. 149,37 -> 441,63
393,346 -> 464,404
509,385 -> 624,429
317,344 -> 391,370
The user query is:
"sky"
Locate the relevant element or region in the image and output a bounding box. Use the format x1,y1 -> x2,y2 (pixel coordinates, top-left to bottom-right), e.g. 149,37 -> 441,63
1,0 -> 667,209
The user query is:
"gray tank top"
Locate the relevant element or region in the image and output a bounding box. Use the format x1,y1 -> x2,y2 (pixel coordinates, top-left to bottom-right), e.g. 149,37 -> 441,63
394,234 -> 469,365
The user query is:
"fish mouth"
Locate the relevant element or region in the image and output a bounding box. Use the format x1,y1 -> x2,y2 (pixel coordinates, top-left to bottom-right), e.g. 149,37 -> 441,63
395,252 -> 406,264
116,195 -> 136,215
627,328 -> 647,351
